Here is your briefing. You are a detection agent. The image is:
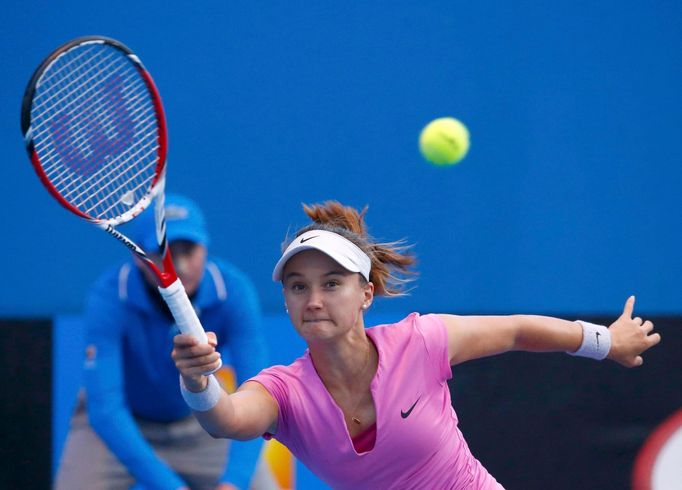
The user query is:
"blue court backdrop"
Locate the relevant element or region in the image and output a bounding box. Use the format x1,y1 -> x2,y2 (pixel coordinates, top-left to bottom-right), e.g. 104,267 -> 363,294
2,1 -> 682,318
2,1 -> 682,488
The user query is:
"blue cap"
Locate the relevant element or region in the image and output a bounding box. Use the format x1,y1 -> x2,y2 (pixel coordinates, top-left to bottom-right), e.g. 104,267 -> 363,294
134,193 -> 209,251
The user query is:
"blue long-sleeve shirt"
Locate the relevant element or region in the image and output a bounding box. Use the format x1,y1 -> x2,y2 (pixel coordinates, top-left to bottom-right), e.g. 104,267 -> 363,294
83,257 -> 268,489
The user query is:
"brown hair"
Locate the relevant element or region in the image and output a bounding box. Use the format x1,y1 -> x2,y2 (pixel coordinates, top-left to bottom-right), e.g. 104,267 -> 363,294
284,201 -> 416,297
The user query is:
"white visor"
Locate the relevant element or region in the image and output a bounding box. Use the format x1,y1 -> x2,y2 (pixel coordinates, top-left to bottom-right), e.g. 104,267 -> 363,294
272,230 -> 371,282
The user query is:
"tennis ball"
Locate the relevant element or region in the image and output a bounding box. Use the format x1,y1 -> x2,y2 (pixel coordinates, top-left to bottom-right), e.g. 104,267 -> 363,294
419,117 -> 470,166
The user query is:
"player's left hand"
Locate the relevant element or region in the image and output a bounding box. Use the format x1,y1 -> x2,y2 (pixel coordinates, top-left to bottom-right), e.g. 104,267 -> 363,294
607,296 -> 661,367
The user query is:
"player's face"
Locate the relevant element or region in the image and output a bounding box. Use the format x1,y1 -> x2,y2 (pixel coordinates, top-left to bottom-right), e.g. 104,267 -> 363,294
169,240 -> 206,296
282,250 -> 373,342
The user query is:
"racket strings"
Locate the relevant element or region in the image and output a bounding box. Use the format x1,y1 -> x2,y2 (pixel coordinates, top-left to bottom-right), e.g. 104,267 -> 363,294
38,68 -> 150,174
53,114 -> 157,203
38,51 -> 157,216
43,92 -> 155,195
30,42 -> 161,220
34,56 -> 157,216
39,75 -> 134,176
42,85 -> 147,187
84,146 -> 159,216
34,49 -> 121,118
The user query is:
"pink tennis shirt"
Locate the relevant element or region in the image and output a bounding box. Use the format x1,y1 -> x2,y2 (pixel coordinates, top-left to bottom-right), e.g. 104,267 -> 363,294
249,313 -> 504,489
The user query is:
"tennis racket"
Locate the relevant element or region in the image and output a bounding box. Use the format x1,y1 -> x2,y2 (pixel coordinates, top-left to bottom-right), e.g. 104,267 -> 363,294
20,36 -> 219,368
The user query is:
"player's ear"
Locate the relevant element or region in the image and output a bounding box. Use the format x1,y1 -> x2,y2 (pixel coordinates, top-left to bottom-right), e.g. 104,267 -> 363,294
362,280 -> 374,309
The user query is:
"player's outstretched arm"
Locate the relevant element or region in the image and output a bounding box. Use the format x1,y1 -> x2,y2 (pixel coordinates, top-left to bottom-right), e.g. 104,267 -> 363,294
440,296 -> 661,367
172,333 -> 278,440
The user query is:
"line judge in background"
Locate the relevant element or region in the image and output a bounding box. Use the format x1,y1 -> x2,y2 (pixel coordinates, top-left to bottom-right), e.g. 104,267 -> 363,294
55,194 -> 275,490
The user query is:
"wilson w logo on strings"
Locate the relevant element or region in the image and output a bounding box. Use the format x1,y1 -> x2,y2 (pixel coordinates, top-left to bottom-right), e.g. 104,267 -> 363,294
48,75 -> 135,177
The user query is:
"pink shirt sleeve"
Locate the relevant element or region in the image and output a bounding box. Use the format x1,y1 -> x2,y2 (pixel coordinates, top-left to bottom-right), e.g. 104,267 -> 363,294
414,313 -> 452,383
248,366 -> 290,441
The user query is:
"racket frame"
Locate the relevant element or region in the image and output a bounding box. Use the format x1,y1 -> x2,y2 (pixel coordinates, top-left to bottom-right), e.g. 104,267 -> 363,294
21,36 -> 168,226
20,36 -> 217,355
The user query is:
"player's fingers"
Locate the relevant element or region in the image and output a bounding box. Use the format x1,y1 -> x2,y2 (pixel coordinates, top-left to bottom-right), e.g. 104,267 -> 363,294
633,356 -> 644,367
173,334 -> 199,347
640,320 -> 654,332
175,351 -> 221,371
200,357 -> 223,376
621,295 -> 635,319
633,317 -> 643,326
190,350 -> 220,365
181,363 -> 220,378
646,332 -> 662,347
206,331 -> 218,347
172,342 -> 217,362
201,358 -> 223,376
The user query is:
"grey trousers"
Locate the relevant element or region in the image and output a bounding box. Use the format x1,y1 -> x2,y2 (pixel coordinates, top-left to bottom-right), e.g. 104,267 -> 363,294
54,402 -> 278,490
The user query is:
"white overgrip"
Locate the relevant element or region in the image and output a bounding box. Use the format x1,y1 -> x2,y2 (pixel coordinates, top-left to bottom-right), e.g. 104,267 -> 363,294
158,279 -> 208,342
158,279 -> 223,373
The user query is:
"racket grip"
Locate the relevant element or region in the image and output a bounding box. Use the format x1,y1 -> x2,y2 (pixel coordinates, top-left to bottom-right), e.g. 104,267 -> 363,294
159,279 -> 222,374
158,278 -> 208,342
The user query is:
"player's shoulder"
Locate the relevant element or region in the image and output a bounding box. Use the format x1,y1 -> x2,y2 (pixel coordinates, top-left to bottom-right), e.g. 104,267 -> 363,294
369,314 -> 449,376
369,313 -> 444,346
369,312 -> 422,335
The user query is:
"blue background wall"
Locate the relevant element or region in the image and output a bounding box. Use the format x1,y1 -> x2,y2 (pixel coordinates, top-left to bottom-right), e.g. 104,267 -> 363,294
2,1 -> 681,317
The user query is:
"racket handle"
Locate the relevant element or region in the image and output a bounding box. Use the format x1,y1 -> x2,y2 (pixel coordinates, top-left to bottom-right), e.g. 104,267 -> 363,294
158,279 -> 208,341
158,279 -> 223,373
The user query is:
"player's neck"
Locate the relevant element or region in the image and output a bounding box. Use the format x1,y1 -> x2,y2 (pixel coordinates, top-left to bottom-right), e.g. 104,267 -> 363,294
309,333 -> 377,393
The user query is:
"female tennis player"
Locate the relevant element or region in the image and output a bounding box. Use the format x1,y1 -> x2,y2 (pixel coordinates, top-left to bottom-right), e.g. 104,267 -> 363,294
172,201 -> 661,489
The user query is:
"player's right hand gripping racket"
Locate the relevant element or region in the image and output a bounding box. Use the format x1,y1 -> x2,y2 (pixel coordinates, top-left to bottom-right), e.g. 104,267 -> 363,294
20,36 -> 220,371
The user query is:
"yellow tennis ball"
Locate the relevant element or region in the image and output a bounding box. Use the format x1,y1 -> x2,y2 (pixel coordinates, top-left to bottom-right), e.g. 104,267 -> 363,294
419,117 -> 470,166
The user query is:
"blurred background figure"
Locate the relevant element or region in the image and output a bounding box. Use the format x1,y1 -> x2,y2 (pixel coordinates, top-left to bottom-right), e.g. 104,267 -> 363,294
55,193 -> 275,490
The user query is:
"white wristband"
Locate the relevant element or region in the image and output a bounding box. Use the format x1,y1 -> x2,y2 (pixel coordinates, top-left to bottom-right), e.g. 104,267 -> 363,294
180,374 -> 222,411
568,320 -> 611,360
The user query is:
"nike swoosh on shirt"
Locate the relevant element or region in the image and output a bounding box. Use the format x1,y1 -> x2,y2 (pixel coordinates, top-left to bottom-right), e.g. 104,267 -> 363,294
401,396 -> 421,419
